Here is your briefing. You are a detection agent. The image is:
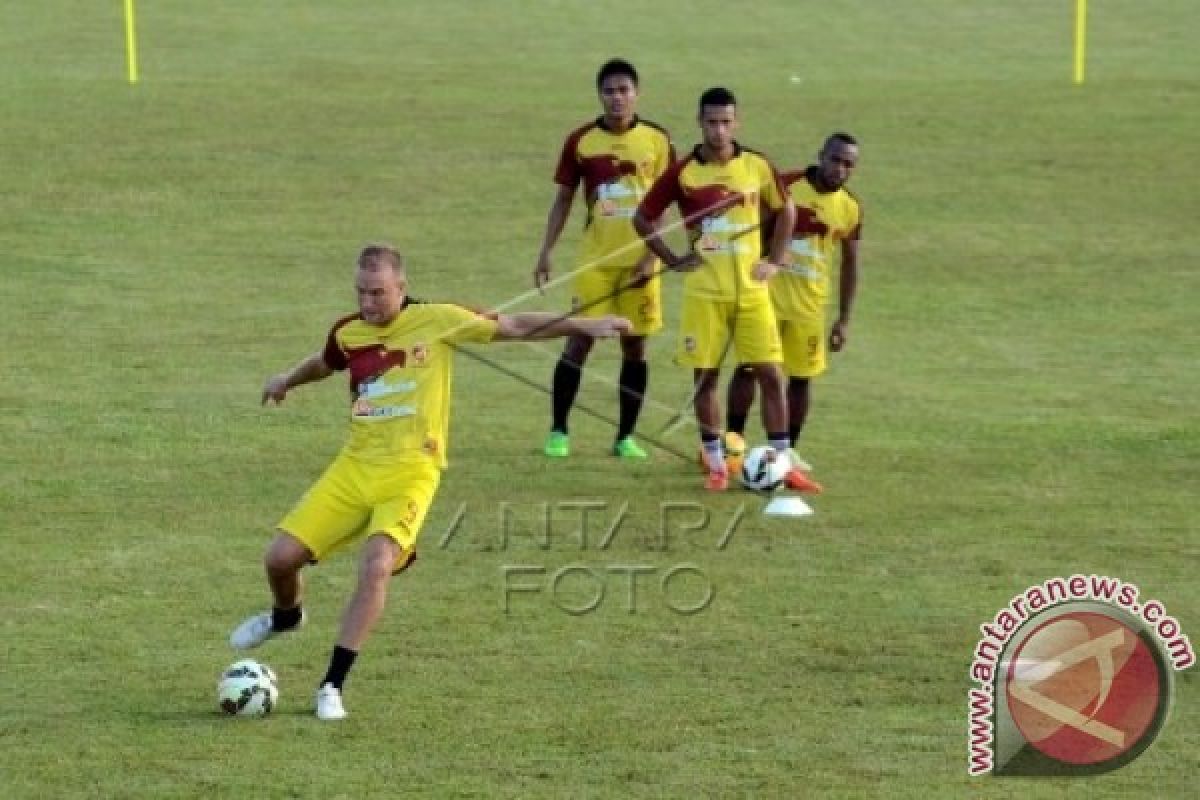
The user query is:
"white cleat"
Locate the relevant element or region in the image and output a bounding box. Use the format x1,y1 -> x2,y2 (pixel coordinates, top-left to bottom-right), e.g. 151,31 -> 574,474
229,609 -> 305,650
316,683 -> 347,721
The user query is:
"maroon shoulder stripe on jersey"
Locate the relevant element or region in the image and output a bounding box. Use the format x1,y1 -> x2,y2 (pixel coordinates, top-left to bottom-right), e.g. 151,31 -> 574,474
322,313 -> 362,371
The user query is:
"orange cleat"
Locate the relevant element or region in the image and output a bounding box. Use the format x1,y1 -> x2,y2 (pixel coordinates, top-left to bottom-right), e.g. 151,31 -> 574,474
784,468 -> 823,495
704,470 -> 729,492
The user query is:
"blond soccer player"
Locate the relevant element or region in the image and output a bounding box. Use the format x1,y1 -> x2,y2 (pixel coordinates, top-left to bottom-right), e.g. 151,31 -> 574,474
229,245 -> 630,720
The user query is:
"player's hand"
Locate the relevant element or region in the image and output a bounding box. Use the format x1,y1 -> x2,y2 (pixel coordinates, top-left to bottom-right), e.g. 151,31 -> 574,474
586,315 -> 634,339
534,253 -> 552,293
262,374 -> 290,405
751,260 -> 782,281
668,251 -> 703,273
829,318 -> 849,352
629,256 -> 656,289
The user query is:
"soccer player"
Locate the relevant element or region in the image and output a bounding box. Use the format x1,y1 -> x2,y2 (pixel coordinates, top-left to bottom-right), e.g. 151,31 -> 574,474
230,245 -> 631,720
632,87 -> 797,491
725,133 -> 862,489
533,58 -> 674,461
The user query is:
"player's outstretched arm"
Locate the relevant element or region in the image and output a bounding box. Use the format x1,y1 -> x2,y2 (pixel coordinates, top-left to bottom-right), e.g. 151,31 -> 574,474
493,312 -> 632,342
262,351 -> 335,405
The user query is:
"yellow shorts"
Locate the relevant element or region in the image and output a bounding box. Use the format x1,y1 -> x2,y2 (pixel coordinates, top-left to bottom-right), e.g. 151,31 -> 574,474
278,451 -> 440,570
677,296 -> 782,369
778,314 -> 827,378
571,266 -> 662,336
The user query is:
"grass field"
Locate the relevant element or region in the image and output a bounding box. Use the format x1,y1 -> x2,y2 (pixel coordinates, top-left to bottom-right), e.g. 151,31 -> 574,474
2,1 -> 1198,797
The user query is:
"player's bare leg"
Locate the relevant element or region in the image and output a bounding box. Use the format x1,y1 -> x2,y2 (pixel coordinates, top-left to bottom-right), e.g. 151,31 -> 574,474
229,531 -> 312,650
265,531 -> 311,610
751,363 -> 787,438
334,533 -> 402,651
614,335 -> 649,459
724,364 -> 756,438
316,533 -> 403,720
787,377 -> 812,442
753,363 -> 821,494
546,334 -> 595,457
694,368 -> 727,490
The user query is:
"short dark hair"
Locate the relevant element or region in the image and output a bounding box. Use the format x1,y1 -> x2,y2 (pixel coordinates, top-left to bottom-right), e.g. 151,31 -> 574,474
357,244 -> 405,276
596,59 -> 638,89
699,87 -> 737,110
824,131 -> 859,149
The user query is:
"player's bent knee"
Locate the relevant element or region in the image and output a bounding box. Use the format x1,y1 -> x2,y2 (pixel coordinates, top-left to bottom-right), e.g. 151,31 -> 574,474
362,555 -> 397,586
360,535 -> 404,585
265,531 -> 313,574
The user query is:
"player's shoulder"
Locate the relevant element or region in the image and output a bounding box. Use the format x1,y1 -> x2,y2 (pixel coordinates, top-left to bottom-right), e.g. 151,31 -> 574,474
636,117 -> 672,140
412,300 -> 498,322
328,312 -> 363,336
563,118 -> 602,148
674,145 -> 703,169
778,165 -> 815,187
837,185 -> 863,217
738,144 -> 778,169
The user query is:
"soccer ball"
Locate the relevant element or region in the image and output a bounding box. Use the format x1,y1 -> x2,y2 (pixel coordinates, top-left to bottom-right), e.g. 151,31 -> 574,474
740,446 -> 789,492
218,659 -> 278,717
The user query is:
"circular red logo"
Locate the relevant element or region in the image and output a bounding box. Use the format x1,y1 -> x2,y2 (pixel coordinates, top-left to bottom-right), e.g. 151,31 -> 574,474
1006,611 -> 1164,766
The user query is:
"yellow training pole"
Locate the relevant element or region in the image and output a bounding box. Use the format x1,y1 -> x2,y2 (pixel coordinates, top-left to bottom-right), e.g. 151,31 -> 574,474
124,0 -> 139,83
1073,0 -> 1087,84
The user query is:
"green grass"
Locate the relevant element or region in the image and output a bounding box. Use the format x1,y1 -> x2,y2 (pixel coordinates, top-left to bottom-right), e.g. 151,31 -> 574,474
2,1 -> 1198,797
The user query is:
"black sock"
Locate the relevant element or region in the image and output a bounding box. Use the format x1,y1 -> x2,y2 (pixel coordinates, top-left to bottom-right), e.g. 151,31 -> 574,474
321,645 -> 358,690
551,357 -> 582,434
272,606 -> 302,632
616,360 -> 648,441
726,412 -> 747,436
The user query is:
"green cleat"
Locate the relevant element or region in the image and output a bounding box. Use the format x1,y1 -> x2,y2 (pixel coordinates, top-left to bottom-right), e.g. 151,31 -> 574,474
612,437 -> 648,460
543,431 -> 570,458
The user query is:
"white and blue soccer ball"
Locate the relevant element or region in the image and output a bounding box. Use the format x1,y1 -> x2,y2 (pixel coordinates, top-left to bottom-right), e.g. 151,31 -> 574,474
218,659 -> 278,717
739,446 -> 789,492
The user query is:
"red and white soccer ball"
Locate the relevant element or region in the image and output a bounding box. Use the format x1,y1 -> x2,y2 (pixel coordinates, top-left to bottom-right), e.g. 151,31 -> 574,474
739,446 -> 789,492
218,659 -> 278,717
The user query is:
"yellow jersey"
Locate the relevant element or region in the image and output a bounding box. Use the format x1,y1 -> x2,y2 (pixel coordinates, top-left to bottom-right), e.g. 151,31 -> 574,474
554,116 -> 674,271
771,167 -> 862,318
322,301 -> 498,468
638,143 -> 786,303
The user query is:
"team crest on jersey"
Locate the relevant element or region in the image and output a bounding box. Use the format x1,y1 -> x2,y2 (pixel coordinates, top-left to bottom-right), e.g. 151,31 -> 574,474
411,343 -> 429,366
422,436 -> 439,456
684,335 -> 697,353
